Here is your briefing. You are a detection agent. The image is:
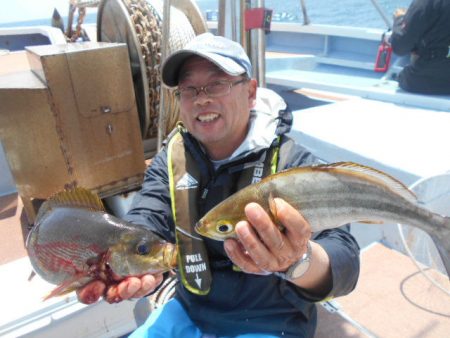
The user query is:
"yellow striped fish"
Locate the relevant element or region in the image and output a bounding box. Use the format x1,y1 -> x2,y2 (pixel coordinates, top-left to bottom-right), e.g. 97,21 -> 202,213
195,162 -> 450,278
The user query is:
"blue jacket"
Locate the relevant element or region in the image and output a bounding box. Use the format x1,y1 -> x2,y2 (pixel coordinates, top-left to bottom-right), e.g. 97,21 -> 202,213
125,88 -> 360,337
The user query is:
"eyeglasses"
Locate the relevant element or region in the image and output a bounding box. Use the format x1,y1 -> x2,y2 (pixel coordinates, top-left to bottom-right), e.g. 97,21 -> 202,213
175,78 -> 249,100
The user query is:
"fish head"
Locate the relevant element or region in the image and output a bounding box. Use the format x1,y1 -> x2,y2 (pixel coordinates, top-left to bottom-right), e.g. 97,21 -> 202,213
195,217 -> 240,241
108,232 -> 178,277
195,195 -> 253,240
195,186 -> 260,241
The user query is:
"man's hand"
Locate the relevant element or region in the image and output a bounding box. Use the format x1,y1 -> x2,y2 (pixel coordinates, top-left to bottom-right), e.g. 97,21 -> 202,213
76,273 -> 164,304
223,198 -> 310,275
393,8 -> 406,19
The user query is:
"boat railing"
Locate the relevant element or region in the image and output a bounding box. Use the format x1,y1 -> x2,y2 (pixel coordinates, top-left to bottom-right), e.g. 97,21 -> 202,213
0,26 -> 66,52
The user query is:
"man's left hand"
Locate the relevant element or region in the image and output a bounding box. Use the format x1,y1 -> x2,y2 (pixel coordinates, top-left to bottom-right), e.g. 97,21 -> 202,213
76,274 -> 163,304
223,198 -> 311,275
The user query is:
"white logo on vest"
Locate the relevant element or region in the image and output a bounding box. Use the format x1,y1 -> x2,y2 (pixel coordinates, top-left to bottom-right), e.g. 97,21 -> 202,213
176,173 -> 199,190
185,253 -> 207,288
251,162 -> 265,184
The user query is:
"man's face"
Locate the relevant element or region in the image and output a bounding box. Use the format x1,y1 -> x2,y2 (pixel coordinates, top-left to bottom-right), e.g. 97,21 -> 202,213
177,56 -> 257,160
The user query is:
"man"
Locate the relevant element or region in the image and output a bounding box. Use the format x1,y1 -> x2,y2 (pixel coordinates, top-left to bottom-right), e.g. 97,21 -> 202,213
77,33 -> 360,337
389,0 -> 450,94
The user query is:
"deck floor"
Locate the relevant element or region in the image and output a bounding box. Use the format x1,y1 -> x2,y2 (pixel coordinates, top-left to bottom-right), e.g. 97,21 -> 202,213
316,243 -> 450,338
0,193 -> 28,265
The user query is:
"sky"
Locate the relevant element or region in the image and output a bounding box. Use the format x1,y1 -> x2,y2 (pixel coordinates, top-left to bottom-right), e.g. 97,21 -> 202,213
0,0 -> 73,24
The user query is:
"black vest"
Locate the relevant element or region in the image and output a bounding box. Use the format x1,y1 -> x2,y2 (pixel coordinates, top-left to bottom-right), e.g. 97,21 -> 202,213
167,125 -> 287,294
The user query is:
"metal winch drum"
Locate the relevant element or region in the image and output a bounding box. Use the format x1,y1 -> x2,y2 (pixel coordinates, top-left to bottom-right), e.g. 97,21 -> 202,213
97,0 -> 207,148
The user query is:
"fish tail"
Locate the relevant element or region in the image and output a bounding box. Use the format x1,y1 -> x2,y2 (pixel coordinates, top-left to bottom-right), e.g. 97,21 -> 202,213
429,216 -> 450,280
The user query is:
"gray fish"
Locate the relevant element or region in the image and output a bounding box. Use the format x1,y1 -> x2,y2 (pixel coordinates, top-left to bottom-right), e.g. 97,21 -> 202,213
195,162 -> 450,278
26,188 -> 177,300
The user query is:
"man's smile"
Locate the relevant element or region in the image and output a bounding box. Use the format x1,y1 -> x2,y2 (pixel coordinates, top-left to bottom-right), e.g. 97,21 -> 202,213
196,113 -> 220,123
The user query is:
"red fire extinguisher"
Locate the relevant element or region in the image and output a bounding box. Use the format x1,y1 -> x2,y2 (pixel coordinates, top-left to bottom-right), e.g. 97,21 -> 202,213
374,32 -> 393,72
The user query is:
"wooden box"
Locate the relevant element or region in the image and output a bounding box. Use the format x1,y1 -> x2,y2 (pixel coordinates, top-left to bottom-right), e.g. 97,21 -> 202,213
0,42 -> 145,223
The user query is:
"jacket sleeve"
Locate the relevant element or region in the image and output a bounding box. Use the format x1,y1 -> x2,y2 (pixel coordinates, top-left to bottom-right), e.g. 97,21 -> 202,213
280,138 -> 360,299
312,229 -> 360,299
390,0 -> 433,55
123,147 -> 176,243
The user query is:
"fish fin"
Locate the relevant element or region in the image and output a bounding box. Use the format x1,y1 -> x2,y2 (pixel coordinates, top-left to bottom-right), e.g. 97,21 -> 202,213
268,193 -> 285,232
358,220 -> 384,224
35,200 -> 53,224
42,274 -> 92,301
268,192 -> 278,222
28,270 -> 36,282
43,284 -> 77,301
320,162 -> 418,204
36,188 -> 105,223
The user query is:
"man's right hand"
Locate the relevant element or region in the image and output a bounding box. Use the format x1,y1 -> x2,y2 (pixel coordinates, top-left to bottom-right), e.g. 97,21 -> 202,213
76,273 -> 164,304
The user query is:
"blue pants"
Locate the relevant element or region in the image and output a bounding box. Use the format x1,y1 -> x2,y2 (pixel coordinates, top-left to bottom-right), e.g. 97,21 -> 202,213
129,298 -> 279,338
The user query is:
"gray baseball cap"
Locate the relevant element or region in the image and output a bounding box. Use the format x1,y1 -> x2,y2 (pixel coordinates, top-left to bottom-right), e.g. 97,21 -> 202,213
161,33 -> 252,87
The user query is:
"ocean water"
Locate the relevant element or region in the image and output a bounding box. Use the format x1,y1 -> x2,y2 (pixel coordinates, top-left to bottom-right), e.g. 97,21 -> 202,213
0,0 -> 412,29
196,0 -> 413,28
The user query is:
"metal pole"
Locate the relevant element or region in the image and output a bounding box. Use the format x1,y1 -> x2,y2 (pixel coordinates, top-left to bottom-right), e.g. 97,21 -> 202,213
300,0 -> 310,25
239,0 -> 246,49
157,0 -> 171,151
218,0 -> 226,36
250,0 -> 266,87
369,0 -> 392,29
230,0 -> 237,41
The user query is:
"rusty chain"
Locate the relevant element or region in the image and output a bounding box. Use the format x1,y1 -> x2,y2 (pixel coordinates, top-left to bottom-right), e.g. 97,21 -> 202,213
67,0 -> 101,42
122,0 -> 196,139
69,7 -> 87,42
123,0 -> 163,138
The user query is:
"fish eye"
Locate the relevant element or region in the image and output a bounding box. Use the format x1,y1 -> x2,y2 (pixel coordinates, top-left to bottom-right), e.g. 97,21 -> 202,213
136,241 -> 150,255
216,220 -> 233,234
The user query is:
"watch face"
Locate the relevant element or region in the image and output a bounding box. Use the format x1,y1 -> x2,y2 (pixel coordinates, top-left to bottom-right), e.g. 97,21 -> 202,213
287,244 -> 312,279
290,259 -> 310,279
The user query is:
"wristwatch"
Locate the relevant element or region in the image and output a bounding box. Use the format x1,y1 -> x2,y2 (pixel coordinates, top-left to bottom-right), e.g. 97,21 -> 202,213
274,241 -> 312,280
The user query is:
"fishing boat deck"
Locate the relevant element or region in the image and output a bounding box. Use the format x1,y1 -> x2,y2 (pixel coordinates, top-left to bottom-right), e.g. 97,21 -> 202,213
2,61 -> 450,337
1,21 -> 450,338
266,53 -> 450,112
284,95 -> 450,183
316,243 -> 450,338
